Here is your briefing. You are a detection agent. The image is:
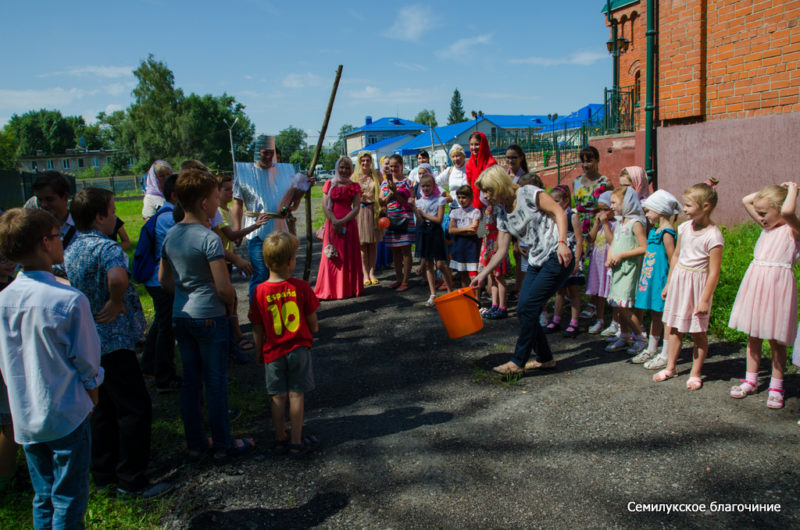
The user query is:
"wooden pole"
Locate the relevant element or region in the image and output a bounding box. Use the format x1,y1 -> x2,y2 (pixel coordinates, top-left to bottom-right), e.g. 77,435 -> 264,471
304,65 -> 343,281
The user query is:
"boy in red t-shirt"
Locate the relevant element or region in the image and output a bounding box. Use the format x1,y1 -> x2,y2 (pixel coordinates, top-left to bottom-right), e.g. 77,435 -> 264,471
249,231 -> 320,457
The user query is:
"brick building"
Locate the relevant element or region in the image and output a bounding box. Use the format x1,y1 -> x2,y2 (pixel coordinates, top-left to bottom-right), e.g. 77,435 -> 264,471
599,0 -> 800,224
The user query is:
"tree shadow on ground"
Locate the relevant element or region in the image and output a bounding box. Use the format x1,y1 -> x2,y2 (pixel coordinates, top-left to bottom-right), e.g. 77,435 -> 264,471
305,406 -> 453,449
188,491 -> 349,529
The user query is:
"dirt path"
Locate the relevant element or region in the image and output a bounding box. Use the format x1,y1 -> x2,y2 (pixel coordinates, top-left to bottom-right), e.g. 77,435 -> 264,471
163,209 -> 799,529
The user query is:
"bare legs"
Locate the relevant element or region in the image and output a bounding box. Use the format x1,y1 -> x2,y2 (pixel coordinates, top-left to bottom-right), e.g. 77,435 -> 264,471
391,246 -> 412,285
360,242 -> 378,283
270,392 -> 305,445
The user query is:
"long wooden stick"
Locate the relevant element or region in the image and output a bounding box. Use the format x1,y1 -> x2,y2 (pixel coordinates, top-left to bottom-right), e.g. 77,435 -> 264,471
304,65 -> 343,281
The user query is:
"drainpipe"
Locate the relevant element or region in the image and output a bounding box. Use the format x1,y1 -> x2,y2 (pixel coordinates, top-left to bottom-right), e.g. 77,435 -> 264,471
645,0 -> 657,186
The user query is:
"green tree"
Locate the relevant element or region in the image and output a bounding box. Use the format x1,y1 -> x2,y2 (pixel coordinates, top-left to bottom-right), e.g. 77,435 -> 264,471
448,89 -> 466,125
127,54 -> 184,163
276,126 -> 307,161
333,124 -> 354,155
179,93 -> 254,170
414,109 -> 438,128
96,110 -> 130,150
107,153 -> 131,175
322,151 -> 340,170
0,125 -> 19,170
8,109 -> 75,155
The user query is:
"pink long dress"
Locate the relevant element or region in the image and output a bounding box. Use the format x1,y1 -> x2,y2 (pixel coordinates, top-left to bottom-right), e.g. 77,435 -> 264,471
728,223 -> 800,345
314,180 -> 363,300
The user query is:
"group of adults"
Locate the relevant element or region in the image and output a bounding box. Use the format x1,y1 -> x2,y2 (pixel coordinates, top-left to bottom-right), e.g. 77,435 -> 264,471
139,131 -> 577,378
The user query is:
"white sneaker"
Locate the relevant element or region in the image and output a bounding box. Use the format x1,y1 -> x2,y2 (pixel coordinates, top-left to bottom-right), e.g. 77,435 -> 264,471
600,321 -> 620,337
605,337 -> 628,352
588,320 -> 604,334
605,331 -> 622,342
644,351 -> 668,370
631,347 -> 657,363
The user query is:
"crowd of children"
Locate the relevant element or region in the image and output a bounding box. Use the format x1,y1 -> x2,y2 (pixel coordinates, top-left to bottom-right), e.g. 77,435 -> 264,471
1,140 -> 800,527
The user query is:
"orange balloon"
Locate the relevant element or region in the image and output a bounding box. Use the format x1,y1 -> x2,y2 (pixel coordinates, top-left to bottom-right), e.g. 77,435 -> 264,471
378,217 -> 390,229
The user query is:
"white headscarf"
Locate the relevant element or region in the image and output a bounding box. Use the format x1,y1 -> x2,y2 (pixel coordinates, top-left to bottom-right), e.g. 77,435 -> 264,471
332,156 -> 353,186
597,190 -> 613,209
620,186 -> 646,225
642,189 -> 682,217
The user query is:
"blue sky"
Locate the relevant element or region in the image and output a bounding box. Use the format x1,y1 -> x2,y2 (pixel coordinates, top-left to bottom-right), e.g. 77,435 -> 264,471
1,1 -> 613,145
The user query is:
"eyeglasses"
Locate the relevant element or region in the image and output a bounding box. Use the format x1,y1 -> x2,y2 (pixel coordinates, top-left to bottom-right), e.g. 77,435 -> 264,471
42,232 -> 61,242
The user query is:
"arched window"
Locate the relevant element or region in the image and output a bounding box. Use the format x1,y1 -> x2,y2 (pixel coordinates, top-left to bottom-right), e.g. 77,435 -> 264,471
634,71 -> 641,106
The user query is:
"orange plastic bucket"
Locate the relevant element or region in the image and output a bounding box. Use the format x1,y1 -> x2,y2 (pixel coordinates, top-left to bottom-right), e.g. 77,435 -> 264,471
434,287 -> 484,339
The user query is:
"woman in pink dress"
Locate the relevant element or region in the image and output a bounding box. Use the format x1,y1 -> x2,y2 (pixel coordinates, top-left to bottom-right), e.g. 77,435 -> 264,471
314,157 -> 363,300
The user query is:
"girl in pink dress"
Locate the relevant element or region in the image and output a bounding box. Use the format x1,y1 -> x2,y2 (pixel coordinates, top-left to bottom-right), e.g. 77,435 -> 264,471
314,157 -> 363,300
728,183 -> 800,409
654,178 -> 724,390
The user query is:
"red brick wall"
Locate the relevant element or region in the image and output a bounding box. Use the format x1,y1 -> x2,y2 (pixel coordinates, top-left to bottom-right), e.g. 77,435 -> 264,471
659,0 -> 705,120
607,3 -> 648,129
705,0 -> 800,119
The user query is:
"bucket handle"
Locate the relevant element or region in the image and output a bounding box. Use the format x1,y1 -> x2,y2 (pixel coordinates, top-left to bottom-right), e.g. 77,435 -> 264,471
462,293 -> 480,305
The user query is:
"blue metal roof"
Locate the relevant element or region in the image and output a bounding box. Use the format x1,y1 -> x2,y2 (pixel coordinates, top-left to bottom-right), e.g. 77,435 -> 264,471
391,120 -> 484,155
346,117 -> 429,135
349,134 -> 414,156
481,114 -> 548,129
537,104 -> 605,132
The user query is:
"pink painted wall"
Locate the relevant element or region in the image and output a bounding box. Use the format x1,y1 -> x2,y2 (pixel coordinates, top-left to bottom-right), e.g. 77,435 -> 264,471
656,112 -> 800,225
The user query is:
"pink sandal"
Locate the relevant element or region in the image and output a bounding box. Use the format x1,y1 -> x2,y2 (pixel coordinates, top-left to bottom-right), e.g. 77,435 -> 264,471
730,380 -> 757,398
686,376 -> 703,390
767,388 -> 785,409
653,369 -> 676,382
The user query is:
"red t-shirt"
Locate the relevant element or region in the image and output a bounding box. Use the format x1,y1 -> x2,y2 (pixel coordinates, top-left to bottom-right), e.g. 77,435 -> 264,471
248,278 -> 320,363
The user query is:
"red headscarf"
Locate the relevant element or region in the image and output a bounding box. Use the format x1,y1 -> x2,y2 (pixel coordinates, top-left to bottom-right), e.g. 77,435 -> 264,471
465,131 -> 497,208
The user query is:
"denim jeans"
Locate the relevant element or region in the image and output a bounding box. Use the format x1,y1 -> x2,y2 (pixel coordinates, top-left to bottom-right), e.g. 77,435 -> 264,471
510,251 -> 573,368
23,417 -> 91,530
248,237 -> 269,302
173,316 -> 230,452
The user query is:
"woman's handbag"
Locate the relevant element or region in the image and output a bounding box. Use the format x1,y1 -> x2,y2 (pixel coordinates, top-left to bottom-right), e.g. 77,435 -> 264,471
315,225 -> 325,241
388,215 -> 409,233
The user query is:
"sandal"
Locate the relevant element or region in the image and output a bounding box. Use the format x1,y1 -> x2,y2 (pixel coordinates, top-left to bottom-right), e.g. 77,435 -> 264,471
686,376 -> 703,390
730,380 -> 757,399
767,388 -> 785,409
237,337 -> 254,351
388,281 -> 401,289
187,437 -> 213,462
395,283 -> 410,292
562,324 -> 579,338
213,437 -> 255,464
425,295 -> 435,307
271,439 -> 290,455
492,361 -> 524,375
544,321 -> 560,334
287,435 -> 321,459
653,369 -> 677,382
523,359 -> 556,370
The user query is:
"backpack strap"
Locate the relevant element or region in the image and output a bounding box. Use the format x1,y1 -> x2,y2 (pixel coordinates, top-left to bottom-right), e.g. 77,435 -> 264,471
62,225 -> 76,248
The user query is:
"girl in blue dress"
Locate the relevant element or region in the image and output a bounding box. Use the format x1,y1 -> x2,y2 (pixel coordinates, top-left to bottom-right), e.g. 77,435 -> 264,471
632,190 -> 681,365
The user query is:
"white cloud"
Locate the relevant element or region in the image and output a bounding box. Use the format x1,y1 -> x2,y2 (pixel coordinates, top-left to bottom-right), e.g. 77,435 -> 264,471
394,62 -> 427,72
345,85 -> 429,104
39,66 -> 133,79
104,83 -> 128,96
508,51 -> 608,66
104,104 -> 123,114
0,87 -> 88,110
244,74 -> 253,80
436,33 -> 492,61
282,73 -> 322,88
388,5 -> 437,41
